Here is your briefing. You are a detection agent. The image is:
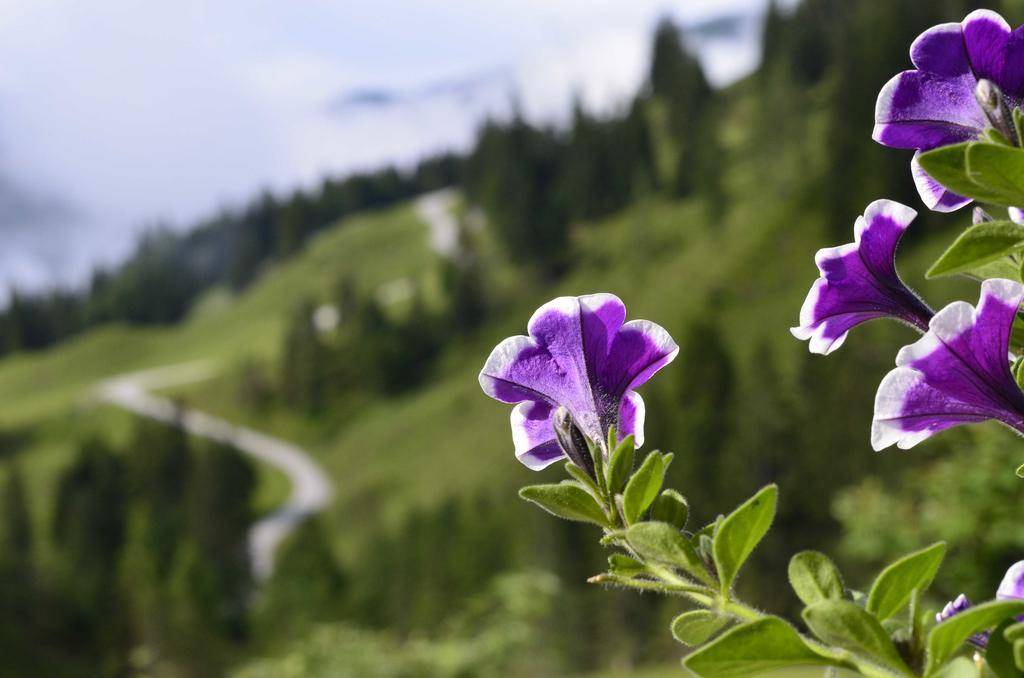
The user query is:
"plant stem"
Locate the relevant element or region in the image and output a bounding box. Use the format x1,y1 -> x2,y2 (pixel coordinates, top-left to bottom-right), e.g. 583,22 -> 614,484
720,599 -> 766,622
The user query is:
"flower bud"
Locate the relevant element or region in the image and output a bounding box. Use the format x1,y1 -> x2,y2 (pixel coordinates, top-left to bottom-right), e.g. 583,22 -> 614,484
553,406 -> 595,478
976,79 -> 1001,113
976,79 -> 1018,144
936,593 -> 971,623
972,207 -> 993,225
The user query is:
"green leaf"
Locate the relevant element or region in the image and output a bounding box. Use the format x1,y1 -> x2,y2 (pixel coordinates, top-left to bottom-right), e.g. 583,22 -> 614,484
625,521 -> 710,584
713,485 -> 778,594
919,143 -> 1011,204
803,599 -> 913,675
564,462 -> 601,497
933,657 -> 981,678
788,551 -> 845,606
605,434 -> 635,493
671,610 -> 731,646
1005,620 -> 1024,642
927,221 -> 1024,278
683,617 -> 841,678
607,553 -> 646,577
926,600 -> 1024,675
986,620 -> 1021,678
1013,106 -> 1024,147
651,489 -> 689,530
1014,358 -> 1024,391
867,542 -> 946,621
519,482 -> 609,527
968,143 -> 1024,206
622,452 -> 667,524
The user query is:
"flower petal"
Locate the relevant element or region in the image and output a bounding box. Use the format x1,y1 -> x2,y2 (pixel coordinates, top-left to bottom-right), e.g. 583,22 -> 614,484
480,297 -> 602,434
911,22 -> 971,77
873,120 -> 978,152
911,153 -> 972,213
998,561 -> 1024,600
618,390 -> 646,448
511,401 -> 564,470
872,279 -> 1024,450
874,71 -> 985,133
963,9 -> 1012,86
601,319 -> 679,397
793,200 -> 932,355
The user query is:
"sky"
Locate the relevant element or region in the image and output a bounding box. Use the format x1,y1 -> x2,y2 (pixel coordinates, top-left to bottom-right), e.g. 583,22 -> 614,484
0,0 -> 776,293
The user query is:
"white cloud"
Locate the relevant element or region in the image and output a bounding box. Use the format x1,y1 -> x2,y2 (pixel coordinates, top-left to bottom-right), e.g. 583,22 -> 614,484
0,0 -> 771,292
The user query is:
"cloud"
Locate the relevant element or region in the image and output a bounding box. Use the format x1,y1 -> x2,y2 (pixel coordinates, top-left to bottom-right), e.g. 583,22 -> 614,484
0,0 -> 773,292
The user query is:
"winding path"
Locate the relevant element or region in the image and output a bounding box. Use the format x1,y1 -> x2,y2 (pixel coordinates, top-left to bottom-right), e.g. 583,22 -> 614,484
92,193 -> 456,580
95,362 -> 333,582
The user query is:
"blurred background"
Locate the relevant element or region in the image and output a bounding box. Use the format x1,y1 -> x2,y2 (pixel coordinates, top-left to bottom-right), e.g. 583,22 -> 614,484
1,0 -> 1023,676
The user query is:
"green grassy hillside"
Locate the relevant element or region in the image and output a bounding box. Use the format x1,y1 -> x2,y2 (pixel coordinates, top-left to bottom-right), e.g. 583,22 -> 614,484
0,204 -> 438,561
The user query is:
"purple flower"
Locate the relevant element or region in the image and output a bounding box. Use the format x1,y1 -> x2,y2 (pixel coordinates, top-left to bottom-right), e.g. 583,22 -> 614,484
998,561 -> 1024,600
872,279 -> 1024,450
936,561 -> 1024,647
874,10 -> 1024,211
791,199 -> 933,355
937,594 -> 973,624
479,294 -> 678,470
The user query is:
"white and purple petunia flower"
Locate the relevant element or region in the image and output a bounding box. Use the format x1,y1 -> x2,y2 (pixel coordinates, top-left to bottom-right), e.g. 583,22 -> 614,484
791,199 -> 933,355
872,278 -> 1024,451
874,10 -> 1024,211
936,560 -> 1024,647
479,294 -> 678,470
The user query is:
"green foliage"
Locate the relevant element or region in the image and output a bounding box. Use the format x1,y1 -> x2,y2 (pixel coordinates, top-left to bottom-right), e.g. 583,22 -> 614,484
712,484 -> 777,595
788,551 -> 846,606
236,571 -> 562,678
650,489 -> 689,531
985,620 -> 1020,678
802,599 -> 912,675
519,482 -> 609,527
683,618 -> 838,678
53,437 -> 128,610
967,143 -> 1024,206
836,432 -> 1024,611
622,451 -> 670,524
625,522 -> 710,585
919,141 -> 1024,208
918,143 -> 1009,205
279,299 -> 328,413
926,601 -> 1024,675
605,434 -> 636,494
866,542 -> 945,622
926,221 -> 1024,279
670,610 -> 730,647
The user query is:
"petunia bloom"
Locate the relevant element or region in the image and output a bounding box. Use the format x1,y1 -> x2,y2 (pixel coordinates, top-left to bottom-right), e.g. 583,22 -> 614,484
874,10 -> 1024,211
872,278 -> 1024,450
936,560 -> 1024,647
479,294 -> 678,470
791,199 -> 933,355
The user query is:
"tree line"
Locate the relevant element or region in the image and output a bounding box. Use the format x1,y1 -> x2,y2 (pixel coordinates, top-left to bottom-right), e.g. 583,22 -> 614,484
0,154 -> 461,355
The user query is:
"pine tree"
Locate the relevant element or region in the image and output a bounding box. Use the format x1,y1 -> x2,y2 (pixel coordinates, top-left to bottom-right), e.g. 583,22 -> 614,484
126,420 -> 190,578
185,441 -> 255,636
279,299 -> 327,413
255,520 -> 345,641
0,463 -> 33,619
